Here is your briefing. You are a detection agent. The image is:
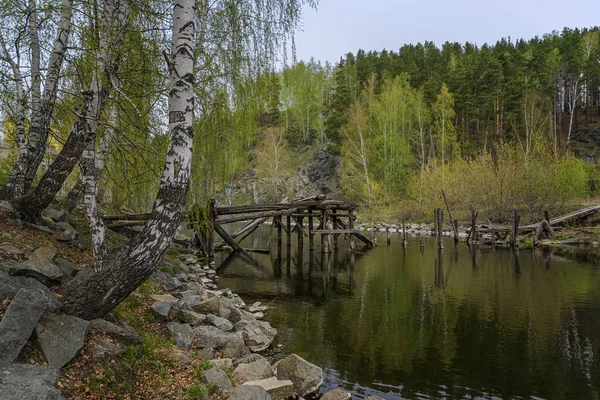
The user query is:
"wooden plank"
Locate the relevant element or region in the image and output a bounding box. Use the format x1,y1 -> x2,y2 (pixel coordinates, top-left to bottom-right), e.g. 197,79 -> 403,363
213,222 -> 242,252
312,229 -> 361,234
217,209 -> 298,224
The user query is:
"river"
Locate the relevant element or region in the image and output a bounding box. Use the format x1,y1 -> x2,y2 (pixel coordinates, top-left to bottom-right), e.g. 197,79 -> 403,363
215,229 -> 600,399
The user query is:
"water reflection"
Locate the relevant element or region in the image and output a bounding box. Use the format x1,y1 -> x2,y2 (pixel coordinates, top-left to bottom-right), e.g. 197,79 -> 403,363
216,232 -> 600,399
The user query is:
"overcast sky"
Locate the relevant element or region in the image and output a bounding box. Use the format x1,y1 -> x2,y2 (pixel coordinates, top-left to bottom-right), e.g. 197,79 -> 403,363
294,0 -> 600,65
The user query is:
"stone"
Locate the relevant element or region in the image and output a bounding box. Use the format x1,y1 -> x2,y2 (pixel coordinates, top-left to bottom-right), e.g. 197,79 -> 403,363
12,276 -> 62,312
235,353 -> 264,367
195,296 -> 220,315
150,294 -> 179,304
167,322 -> 193,352
91,340 -> 124,361
42,208 -> 67,222
176,309 -> 206,326
234,319 -> 277,352
151,271 -> 182,291
31,224 -> 54,234
54,258 -> 77,278
202,366 -> 233,392
175,290 -> 196,298
253,311 -> 264,319
228,307 -> 256,324
173,295 -> 205,313
233,358 -> 274,383
0,288 -> 47,364
228,385 -> 271,400
222,337 -> 251,358
218,296 -> 233,319
321,389 -> 352,400
197,347 -> 215,359
171,349 -> 193,365
0,363 -> 65,400
36,314 -> 89,368
150,301 -> 172,321
8,247 -> 63,285
275,354 -> 323,397
211,358 -> 233,371
55,226 -> 78,242
206,313 -> 233,332
186,281 -> 205,296
243,377 -> 294,399
0,272 -> 22,299
89,318 -> 142,345
0,200 -> 16,215
0,242 -> 24,255
193,325 -> 242,349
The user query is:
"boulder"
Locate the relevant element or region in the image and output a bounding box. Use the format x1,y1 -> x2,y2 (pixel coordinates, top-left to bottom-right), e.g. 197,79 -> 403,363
171,349 -> 194,365
194,296 -> 220,315
36,314 -> 89,368
223,337 -> 251,358
321,389 -> 352,400
218,295 -> 233,319
0,200 -> 16,215
202,366 -> 233,392
234,319 -> 277,352
0,242 -> 24,255
175,290 -> 196,299
233,358 -> 274,383
173,295 -> 205,312
167,322 -> 193,352
0,288 -> 47,364
193,325 -> 242,349
151,271 -> 182,291
185,281 -> 205,296
206,313 -> 233,332
12,276 -> 63,312
54,258 -> 78,278
235,353 -> 264,367
8,247 -> 63,285
275,354 -> 323,398
0,363 -> 65,400
150,301 -> 172,321
228,307 -> 256,324
89,318 -> 142,345
176,309 -> 206,326
150,294 -> 179,304
0,272 -> 22,299
42,208 -> 67,222
228,385 -> 271,400
211,358 -> 233,371
91,339 -> 125,361
243,377 -> 294,399
197,347 -> 215,359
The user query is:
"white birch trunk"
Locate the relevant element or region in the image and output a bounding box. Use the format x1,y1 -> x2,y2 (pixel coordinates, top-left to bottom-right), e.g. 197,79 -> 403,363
63,0 -> 196,319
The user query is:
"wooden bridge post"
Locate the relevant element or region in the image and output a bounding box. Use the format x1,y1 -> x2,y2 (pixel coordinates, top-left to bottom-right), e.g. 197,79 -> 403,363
349,208 -> 355,251
321,209 -> 328,252
276,216 -> 282,257
511,209 -> 520,248
402,220 -> 407,246
286,215 -> 291,249
308,209 -> 314,250
332,209 -> 339,250
297,216 -> 304,252
437,208 -> 444,249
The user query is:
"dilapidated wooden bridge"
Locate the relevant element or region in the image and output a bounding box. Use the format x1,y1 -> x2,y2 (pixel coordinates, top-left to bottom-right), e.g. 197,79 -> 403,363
103,195 -> 376,256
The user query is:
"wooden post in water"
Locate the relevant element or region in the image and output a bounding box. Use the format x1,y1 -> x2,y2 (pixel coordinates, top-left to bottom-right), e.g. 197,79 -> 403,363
332,209 -> 339,250
276,215 -> 282,256
308,209 -> 314,250
511,209 -> 520,248
286,215 -> 291,249
470,210 -> 478,244
437,208 -> 444,249
386,228 -> 391,246
433,209 -> 438,237
402,220 -> 407,246
297,216 -> 304,252
442,190 -> 459,243
321,209 -> 328,252
349,209 -> 355,251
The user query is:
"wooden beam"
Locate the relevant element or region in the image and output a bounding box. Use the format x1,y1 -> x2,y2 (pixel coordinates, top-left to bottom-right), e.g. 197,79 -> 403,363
217,209 -> 297,224
213,222 -> 242,252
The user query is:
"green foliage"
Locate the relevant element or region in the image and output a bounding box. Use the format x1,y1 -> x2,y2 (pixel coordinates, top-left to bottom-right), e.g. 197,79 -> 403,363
185,385 -> 207,399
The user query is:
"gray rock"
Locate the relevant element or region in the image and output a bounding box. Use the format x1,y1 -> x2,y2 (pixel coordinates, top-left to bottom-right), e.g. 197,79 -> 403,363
275,354 -> 323,397
12,276 -> 62,312
218,296 -> 233,319
321,389 -> 352,400
0,272 -> 24,299
234,319 -> 277,352
197,347 -> 215,359
91,340 -> 124,361
36,314 -> 89,368
233,358 -> 274,383
0,288 -> 47,364
211,358 -> 233,371
171,349 -> 194,365
228,307 -> 257,324
167,322 -> 193,352
206,313 -> 233,332
175,290 -> 196,298
0,363 -> 65,400
228,385 -> 272,400
55,225 -> 78,242
149,294 -> 179,304
194,296 -> 220,315
8,247 -> 63,285
151,271 -> 183,291
89,319 -> 142,345
223,337 -> 251,359
185,281 -> 205,296
176,309 -> 206,326
42,208 -> 67,223
0,242 -> 24,255
31,224 -> 54,234
243,377 -> 294,399
9,218 -> 23,229
173,295 -> 204,312
202,366 -> 233,392
0,200 -> 16,215
235,353 -> 264,367
193,326 -> 250,358
150,301 -> 172,321
54,258 -> 77,277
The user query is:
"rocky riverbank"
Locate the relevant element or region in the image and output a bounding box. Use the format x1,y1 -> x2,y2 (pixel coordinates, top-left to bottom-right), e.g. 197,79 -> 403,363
0,204 -> 382,399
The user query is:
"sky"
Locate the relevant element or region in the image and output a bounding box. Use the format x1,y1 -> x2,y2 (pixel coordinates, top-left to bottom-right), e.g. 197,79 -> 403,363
294,0 -> 600,65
